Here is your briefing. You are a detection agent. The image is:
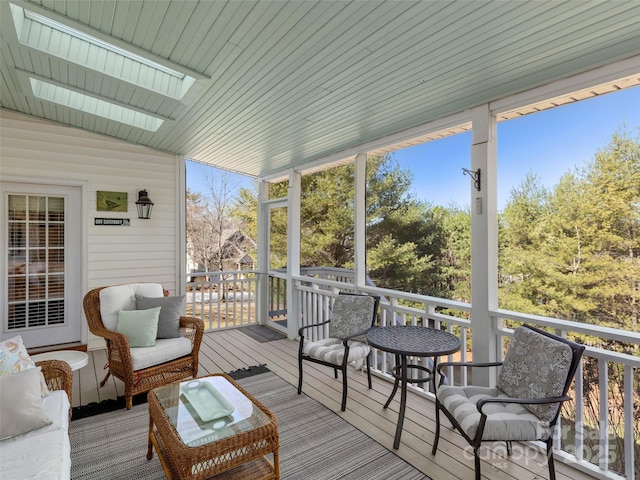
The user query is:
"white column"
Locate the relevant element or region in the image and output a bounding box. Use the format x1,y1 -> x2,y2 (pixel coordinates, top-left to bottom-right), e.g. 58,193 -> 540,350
354,153 -> 367,288
256,180 -> 269,326
287,169 -> 301,338
470,104 -> 499,386
177,155 -> 187,294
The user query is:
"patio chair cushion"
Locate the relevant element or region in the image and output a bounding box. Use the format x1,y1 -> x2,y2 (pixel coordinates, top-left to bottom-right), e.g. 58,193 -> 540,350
0,381 -> 70,480
136,295 -> 185,339
329,295 -> 377,339
116,307 -> 161,347
99,283 -> 164,331
437,384 -> 553,441
302,338 -> 370,365
129,337 -> 193,371
497,326 -> 573,422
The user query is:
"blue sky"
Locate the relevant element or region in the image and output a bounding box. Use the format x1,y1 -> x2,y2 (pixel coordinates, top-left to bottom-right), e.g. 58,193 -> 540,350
188,85 -> 640,211
396,85 -> 640,210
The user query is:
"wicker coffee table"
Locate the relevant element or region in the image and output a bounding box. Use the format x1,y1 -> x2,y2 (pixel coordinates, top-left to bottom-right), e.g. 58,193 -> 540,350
147,373 -> 280,479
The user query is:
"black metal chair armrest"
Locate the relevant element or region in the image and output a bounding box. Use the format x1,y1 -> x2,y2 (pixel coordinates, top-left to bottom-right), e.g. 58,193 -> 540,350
342,326 -> 373,345
436,360 -> 503,376
477,394 -> 571,414
298,319 -> 331,337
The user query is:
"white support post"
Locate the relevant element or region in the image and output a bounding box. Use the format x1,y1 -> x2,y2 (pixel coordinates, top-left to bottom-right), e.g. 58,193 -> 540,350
256,180 -> 269,326
470,104 -> 499,386
287,169 -> 301,339
177,155 -> 187,294
354,153 -> 367,289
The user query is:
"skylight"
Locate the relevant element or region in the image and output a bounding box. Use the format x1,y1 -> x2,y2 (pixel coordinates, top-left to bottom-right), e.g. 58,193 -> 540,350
30,78 -> 164,132
23,10 -> 185,79
10,3 -> 196,100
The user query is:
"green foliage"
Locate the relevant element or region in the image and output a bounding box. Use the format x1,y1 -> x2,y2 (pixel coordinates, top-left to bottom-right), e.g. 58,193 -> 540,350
230,127 -> 639,340
499,128 -> 640,335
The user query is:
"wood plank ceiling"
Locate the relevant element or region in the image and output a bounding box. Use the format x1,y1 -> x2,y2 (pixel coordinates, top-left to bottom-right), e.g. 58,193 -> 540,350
2,0 -> 640,178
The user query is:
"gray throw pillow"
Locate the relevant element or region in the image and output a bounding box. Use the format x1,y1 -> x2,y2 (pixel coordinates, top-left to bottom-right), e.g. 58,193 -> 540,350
136,295 -> 185,339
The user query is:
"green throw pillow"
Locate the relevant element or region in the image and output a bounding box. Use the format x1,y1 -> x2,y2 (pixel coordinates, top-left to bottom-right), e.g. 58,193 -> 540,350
117,307 -> 161,347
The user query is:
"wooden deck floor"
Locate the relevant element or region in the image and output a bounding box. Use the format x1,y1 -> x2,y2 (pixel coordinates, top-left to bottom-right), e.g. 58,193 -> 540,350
73,328 -> 593,480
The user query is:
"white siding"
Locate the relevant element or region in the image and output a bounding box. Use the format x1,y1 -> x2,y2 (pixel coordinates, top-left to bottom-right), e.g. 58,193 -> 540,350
0,109 -> 181,349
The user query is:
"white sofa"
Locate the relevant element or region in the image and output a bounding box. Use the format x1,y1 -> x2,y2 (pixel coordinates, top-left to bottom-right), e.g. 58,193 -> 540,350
0,360 -> 73,480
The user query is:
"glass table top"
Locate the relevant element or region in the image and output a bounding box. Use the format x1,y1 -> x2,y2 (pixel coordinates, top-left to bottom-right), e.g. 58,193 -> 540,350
152,375 -> 271,447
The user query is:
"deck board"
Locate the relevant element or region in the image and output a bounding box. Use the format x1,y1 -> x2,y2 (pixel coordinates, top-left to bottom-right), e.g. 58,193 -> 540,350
74,328 -> 594,480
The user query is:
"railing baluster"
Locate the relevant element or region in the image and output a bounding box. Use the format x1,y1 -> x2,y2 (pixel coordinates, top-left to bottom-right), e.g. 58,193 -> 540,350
623,365 -> 634,479
574,361 -> 584,461
598,358 -> 609,472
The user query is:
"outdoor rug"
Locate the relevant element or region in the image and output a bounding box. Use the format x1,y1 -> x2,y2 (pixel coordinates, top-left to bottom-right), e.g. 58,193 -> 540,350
69,369 -> 430,480
238,324 -> 287,342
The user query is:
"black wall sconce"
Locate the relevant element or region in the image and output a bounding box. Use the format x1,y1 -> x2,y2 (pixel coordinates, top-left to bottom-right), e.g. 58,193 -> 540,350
135,190 -> 154,219
462,168 -> 481,191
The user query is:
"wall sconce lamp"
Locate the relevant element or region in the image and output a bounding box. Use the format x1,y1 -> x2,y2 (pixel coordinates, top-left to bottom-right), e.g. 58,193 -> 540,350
135,190 -> 154,219
462,168 -> 481,192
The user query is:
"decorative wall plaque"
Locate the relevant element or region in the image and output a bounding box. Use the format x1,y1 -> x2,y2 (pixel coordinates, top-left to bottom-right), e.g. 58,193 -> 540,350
97,191 -> 128,212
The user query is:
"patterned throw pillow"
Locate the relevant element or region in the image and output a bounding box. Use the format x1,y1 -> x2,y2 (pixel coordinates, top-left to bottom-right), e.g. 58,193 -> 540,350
497,327 -> 572,422
329,295 -> 376,340
0,335 -> 50,397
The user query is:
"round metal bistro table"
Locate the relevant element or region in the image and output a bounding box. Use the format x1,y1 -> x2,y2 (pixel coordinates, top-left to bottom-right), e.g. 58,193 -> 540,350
366,325 -> 461,449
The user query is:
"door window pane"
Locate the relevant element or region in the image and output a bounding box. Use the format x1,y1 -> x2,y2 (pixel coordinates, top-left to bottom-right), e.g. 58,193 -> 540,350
6,194 -> 66,330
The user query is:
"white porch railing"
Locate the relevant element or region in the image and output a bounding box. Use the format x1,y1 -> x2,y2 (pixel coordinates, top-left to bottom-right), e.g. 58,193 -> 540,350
293,275 -> 639,480
185,270 -> 257,330
186,269 -> 638,480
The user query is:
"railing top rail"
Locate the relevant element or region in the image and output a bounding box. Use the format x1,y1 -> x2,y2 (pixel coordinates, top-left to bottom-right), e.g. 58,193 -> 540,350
292,274 -> 471,312
496,325 -> 640,366
187,269 -> 259,277
494,308 -> 640,345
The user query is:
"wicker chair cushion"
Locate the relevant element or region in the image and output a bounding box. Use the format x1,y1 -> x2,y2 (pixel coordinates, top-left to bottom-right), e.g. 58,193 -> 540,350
497,327 -> 573,422
129,337 -> 193,371
437,384 -> 554,441
329,295 -> 376,339
302,338 -> 370,364
99,283 -> 164,331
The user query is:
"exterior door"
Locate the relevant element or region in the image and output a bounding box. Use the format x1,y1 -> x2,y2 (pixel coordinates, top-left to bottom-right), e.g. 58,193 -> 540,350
1,182 -> 82,348
266,201 -> 287,333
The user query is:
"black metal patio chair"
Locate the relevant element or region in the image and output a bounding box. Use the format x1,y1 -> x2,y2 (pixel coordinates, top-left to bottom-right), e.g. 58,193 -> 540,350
432,325 -> 585,480
297,292 -> 380,411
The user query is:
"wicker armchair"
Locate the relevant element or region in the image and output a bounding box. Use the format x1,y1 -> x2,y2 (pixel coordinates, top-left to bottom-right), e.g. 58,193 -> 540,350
83,285 -> 204,409
36,359 -> 73,418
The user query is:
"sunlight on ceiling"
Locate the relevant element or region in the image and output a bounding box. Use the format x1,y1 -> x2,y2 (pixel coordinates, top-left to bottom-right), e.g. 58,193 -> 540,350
10,2 -> 196,131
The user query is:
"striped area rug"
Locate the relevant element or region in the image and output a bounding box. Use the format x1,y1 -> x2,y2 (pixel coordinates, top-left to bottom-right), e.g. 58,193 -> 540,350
70,370 -> 430,480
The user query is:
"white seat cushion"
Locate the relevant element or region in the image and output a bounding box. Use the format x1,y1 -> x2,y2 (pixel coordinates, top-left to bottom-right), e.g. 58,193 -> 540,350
302,338 -> 370,365
0,390 -> 70,480
99,283 -> 164,331
437,384 -> 552,441
130,337 -> 193,371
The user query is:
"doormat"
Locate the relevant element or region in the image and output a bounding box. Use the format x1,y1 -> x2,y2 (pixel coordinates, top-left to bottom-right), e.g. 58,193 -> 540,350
238,325 -> 287,343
